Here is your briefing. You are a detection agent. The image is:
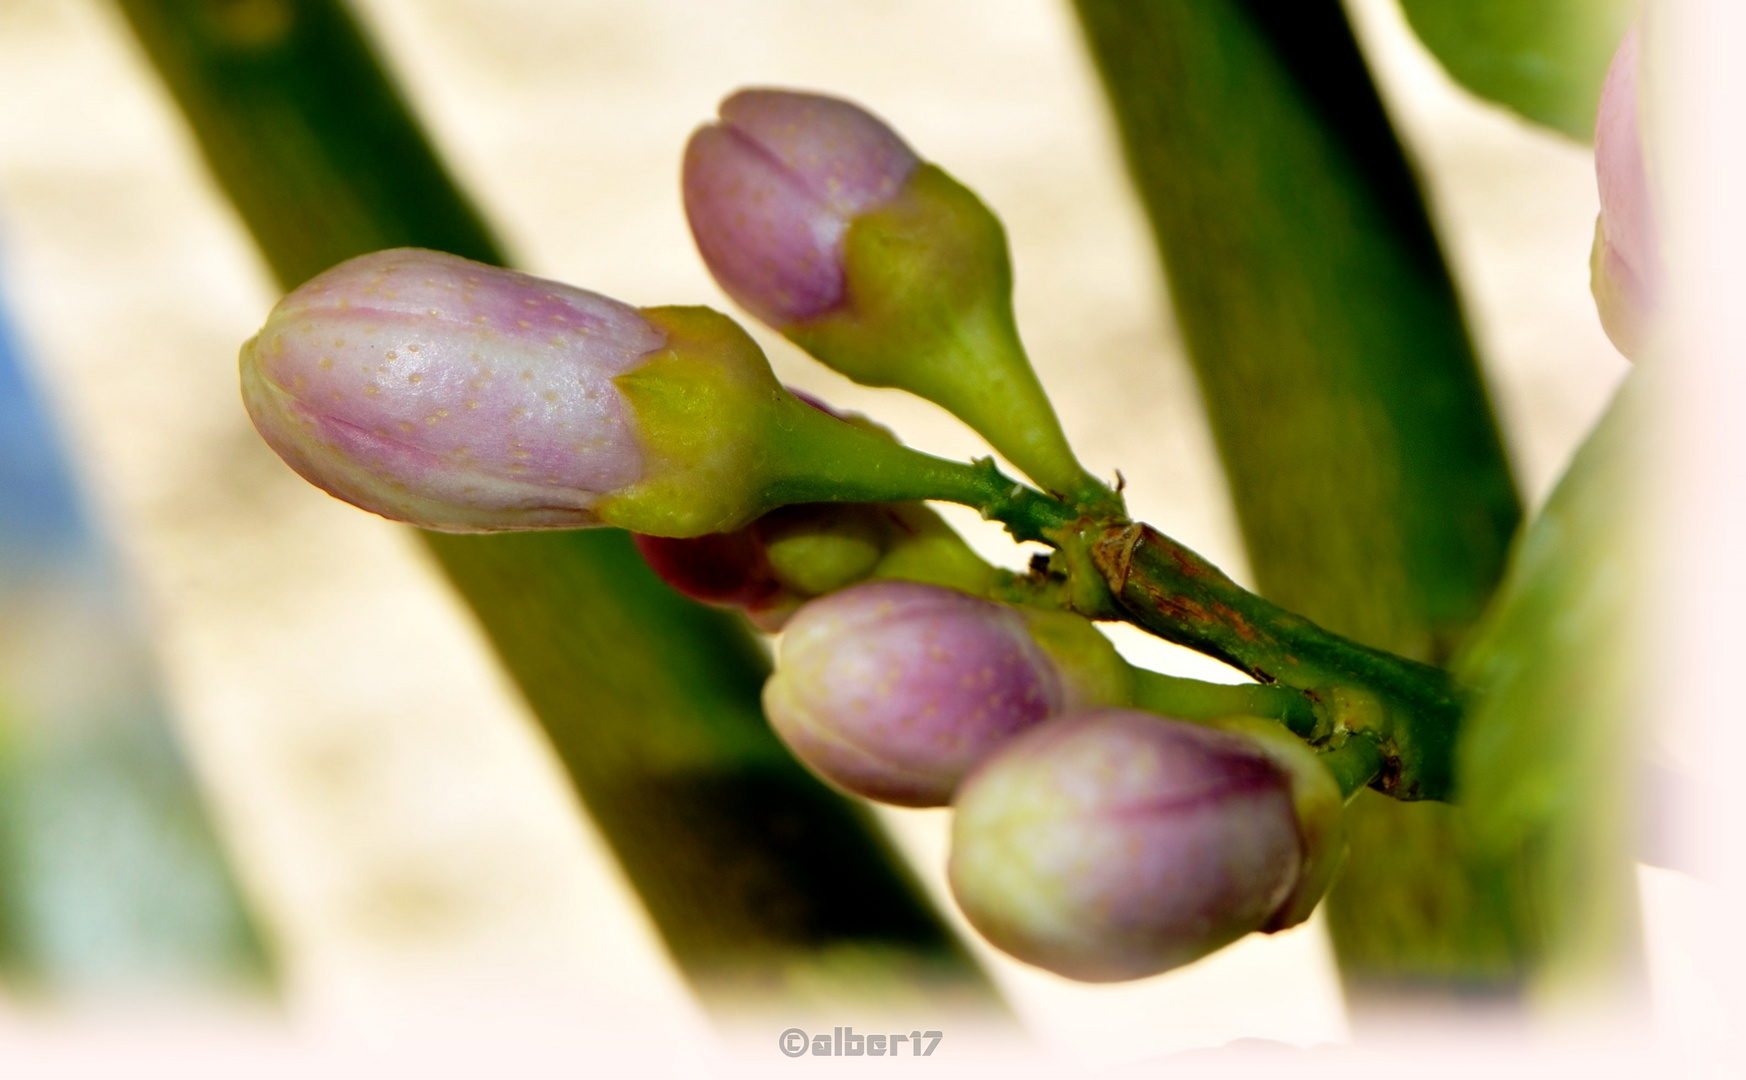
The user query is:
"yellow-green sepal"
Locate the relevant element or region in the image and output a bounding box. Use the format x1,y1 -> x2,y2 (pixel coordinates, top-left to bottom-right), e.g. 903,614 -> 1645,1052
601,305 -> 1024,537
597,305 -> 792,536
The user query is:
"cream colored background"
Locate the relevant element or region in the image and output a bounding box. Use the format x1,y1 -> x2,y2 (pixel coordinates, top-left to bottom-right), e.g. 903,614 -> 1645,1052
0,0 -> 1632,1072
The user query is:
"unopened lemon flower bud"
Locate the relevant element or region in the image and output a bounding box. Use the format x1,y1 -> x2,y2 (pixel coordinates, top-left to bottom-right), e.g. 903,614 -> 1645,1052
763,581 -> 1129,807
243,248 -> 1008,537
949,710 -> 1305,982
684,90 -> 919,328
684,90 -> 1107,505
242,248 -> 658,531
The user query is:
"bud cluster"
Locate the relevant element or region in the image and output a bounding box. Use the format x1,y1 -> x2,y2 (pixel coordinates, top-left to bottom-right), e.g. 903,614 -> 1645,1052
757,579 -> 1342,980
240,86 -> 1360,985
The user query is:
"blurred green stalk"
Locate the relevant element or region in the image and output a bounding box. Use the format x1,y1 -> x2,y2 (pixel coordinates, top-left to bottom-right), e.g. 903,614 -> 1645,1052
1071,0 -> 1531,1003
1452,374 -> 1645,1004
115,0 -> 995,1007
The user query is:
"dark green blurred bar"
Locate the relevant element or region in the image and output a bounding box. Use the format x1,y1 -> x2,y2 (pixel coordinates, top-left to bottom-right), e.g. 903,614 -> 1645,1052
1071,0 -> 1530,1000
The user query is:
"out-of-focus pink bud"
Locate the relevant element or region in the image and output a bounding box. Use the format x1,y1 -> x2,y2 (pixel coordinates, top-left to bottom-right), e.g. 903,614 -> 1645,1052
633,502 -> 888,632
633,529 -> 783,611
241,248 -> 659,531
1593,23 -> 1658,360
762,581 -> 1128,807
949,710 -> 1303,982
683,89 -> 919,328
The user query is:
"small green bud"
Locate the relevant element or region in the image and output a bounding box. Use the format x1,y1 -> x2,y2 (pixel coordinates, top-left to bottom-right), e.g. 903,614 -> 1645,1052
760,505 -> 886,596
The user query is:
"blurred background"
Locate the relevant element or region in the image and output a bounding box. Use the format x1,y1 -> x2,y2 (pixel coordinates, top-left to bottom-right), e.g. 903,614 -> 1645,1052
0,0 -> 1698,1073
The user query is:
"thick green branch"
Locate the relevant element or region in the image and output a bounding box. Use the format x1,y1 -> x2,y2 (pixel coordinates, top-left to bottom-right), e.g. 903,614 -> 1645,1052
1088,522 -> 1462,801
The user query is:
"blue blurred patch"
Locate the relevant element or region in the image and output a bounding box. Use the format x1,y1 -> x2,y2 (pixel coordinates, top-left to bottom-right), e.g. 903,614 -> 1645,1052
0,254 -> 272,998
0,301 -> 87,556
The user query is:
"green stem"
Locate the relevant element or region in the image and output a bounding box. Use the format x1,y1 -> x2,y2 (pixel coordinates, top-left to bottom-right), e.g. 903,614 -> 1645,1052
1318,735 -> 1387,800
1129,667 -> 1317,735
762,404 -> 1079,543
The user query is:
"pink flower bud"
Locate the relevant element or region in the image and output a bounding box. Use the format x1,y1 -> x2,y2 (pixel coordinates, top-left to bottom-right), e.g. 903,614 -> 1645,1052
632,502 -> 887,632
633,529 -> 784,610
241,249 -> 659,531
949,710 -> 1304,982
1593,23 -> 1658,359
683,89 -> 919,327
762,580 -> 1126,807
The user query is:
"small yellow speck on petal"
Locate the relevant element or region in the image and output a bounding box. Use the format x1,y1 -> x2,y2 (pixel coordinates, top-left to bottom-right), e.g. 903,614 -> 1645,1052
517,320 -> 532,329
549,335 -> 565,346
542,391 -> 558,403
520,370 -> 534,381
336,298 -> 351,311
386,350 -> 398,360
464,400 -> 479,410
364,385 -> 380,397
408,373 -> 422,384
398,421 -> 415,433
407,344 -> 420,353
435,408 -> 449,418
318,356 -> 333,370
